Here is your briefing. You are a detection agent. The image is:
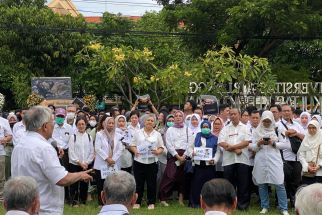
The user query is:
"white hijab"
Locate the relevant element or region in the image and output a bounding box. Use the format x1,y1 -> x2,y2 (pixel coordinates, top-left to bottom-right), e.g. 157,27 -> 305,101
300,112 -> 311,130
188,113 -> 201,133
311,115 -> 322,128
298,120 -> 322,152
253,111 -> 278,142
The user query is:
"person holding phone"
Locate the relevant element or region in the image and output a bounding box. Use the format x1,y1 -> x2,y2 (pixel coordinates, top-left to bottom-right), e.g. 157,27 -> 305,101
251,111 -> 289,215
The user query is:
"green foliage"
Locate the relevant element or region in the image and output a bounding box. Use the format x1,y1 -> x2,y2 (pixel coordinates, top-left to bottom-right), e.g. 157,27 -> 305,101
0,6 -> 91,107
200,46 -> 276,101
75,44 -> 158,105
0,0 -> 45,8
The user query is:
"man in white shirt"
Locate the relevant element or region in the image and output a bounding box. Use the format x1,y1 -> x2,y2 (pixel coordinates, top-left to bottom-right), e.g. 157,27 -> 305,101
270,104 -> 282,125
218,108 -> 251,210
0,115 -> 13,201
11,106 -> 92,215
276,104 -> 304,207
219,104 -> 230,126
200,178 -> 237,215
97,171 -> 137,215
12,108 -> 28,146
3,176 -> 40,215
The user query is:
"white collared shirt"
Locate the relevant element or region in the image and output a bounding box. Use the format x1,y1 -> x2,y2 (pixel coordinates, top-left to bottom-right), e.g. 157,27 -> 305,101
52,123 -> 73,149
97,204 -> 129,215
276,118 -> 304,161
68,131 -> 94,165
166,126 -> 195,157
5,211 -> 29,215
11,132 -> 68,215
0,117 -> 12,155
205,211 -> 227,215
130,128 -> 164,164
93,131 -> 123,171
12,121 -> 26,146
218,121 -> 252,166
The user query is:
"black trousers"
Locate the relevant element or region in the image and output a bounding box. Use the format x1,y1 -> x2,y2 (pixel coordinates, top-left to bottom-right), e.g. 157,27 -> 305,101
302,175 -> 322,185
284,161 -> 302,202
133,161 -> 158,205
69,163 -> 89,204
224,163 -> 250,210
61,149 -> 70,202
95,169 -> 105,206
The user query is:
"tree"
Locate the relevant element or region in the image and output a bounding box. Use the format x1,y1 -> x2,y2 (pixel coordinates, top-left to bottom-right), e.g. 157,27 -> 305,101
0,6 -> 91,107
75,44 -> 158,106
196,46 -> 276,107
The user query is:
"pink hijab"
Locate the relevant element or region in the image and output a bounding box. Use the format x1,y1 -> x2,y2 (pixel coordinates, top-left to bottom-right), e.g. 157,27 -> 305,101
211,117 -> 224,137
173,110 -> 185,128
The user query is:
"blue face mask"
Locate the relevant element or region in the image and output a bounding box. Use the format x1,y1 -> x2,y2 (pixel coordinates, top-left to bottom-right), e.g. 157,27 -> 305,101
167,122 -> 174,127
201,128 -> 211,135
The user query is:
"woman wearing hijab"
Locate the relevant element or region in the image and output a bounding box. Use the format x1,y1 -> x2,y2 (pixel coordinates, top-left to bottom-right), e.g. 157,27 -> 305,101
189,120 -> 218,208
212,117 -> 225,178
299,112 -> 311,131
311,114 -> 322,128
130,114 -> 164,210
298,120 -> 322,185
185,114 -> 192,127
115,115 -> 133,173
93,117 -> 123,206
159,110 -> 194,206
189,113 -> 201,136
251,111 -> 289,215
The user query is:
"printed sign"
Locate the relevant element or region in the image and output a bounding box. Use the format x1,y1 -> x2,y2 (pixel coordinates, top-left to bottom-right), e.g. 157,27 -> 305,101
137,141 -> 157,158
100,166 -> 116,179
194,147 -> 213,161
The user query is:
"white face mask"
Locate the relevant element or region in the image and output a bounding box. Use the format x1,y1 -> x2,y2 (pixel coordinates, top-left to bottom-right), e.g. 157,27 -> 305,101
66,112 -> 75,119
89,120 -> 97,127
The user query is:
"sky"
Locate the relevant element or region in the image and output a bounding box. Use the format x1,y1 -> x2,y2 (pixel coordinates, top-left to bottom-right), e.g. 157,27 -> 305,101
65,0 -> 163,16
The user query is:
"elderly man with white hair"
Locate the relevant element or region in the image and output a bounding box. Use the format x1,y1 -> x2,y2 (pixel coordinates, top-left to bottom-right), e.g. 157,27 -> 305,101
98,171 -> 137,215
3,176 -> 40,215
11,106 -> 93,215
295,183 -> 322,215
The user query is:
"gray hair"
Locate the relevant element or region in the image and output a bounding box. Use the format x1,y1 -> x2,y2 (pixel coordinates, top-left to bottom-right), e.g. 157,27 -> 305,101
24,106 -> 52,131
142,113 -> 156,124
4,176 -> 38,211
103,171 -> 136,204
295,183 -> 322,215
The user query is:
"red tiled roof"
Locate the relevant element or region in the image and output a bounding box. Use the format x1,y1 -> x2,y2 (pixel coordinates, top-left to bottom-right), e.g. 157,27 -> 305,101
84,16 -> 141,23
84,16 -> 103,23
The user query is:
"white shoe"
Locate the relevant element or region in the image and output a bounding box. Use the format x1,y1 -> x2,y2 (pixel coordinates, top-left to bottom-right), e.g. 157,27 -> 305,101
133,204 -> 140,209
148,204 -> 155,210
282,211 -> 289,215
260,208 -> 268,214
160,201 -> 169,207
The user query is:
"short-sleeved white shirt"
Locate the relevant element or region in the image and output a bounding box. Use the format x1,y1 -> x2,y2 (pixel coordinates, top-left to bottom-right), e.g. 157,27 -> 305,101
0,117 -> 12,155
218,121 -> 252,166
52,123 -> 73,149
11,132 -> 68,215
12,121 -> 26,146
130,129 -> 164,164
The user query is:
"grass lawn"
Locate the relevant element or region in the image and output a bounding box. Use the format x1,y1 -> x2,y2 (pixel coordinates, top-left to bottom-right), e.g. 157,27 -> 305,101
0,199 -> 295,215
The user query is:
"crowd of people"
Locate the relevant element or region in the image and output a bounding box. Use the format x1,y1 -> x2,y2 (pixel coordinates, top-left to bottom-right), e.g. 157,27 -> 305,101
0,99 -> 322,215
